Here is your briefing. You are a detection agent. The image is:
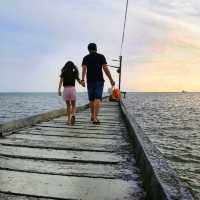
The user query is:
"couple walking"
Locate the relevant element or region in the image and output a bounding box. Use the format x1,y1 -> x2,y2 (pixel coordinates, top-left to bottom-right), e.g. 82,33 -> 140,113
58,43 -> 115,125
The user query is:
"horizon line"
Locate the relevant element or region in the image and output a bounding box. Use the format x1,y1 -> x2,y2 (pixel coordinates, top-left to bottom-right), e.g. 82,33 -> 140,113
0,91 -> 200,93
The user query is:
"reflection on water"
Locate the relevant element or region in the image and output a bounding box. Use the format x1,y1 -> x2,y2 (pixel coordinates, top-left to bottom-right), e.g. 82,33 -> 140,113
0,93 -> 88,124
123,92 -> 200,199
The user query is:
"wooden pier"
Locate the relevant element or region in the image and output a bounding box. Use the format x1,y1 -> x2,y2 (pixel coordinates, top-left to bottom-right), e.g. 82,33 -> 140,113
0,101 -> 145,200
0,99 -> 194,200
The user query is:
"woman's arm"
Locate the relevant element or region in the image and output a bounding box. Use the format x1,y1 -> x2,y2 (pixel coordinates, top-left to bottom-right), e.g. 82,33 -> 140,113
76,76 -> 82,85
75,67 -> 82,85
58,78 -> 63,96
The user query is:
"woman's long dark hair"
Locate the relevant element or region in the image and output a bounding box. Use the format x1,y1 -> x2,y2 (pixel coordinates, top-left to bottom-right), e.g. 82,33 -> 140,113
61,61 -> 79,79
61,61 -> 76,73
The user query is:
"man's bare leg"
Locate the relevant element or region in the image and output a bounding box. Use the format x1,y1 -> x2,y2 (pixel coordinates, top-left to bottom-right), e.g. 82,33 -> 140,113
93,99 -> 101,122
90,101 -> 95,121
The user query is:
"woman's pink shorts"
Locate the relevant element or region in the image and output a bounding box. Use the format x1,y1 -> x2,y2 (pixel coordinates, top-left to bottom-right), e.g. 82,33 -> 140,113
63,86 -> 76,101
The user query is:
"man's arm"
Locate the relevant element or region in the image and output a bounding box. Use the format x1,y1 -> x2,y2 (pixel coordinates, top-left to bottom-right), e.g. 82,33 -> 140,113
102,64 -> 115,86
81,65 -> 87,86
58,78 -> 63,96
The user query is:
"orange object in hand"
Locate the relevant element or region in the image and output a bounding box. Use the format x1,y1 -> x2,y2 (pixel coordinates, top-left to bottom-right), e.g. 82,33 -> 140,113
112,87 -> 121,99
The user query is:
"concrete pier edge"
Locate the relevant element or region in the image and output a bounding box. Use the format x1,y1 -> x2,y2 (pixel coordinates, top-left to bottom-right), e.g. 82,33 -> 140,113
0,97 -> 108,137
120,100 -> 194,200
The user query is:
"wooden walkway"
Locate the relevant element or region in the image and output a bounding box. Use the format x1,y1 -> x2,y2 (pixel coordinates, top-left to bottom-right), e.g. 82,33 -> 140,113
0,101 -> 145,200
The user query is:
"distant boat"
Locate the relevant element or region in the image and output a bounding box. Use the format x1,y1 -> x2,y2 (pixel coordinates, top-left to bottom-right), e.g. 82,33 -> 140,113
181,90 -> 187,93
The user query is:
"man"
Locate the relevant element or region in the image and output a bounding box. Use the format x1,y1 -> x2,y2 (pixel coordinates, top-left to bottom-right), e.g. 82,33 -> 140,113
81,43 -> 115,125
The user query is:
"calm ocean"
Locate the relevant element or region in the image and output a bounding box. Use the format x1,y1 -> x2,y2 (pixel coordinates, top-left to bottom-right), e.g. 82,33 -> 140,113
124,93 -> 200,199
0,92 -> 88,124
0,92 -> 199,198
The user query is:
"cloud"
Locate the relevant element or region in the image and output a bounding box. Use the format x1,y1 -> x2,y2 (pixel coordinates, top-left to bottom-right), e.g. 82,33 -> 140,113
121,1 -> 200,92
0,0 -> 200,92
0,0 -> 126,91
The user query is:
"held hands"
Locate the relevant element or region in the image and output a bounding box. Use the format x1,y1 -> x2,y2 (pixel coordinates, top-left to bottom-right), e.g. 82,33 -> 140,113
80,80 -> 86,87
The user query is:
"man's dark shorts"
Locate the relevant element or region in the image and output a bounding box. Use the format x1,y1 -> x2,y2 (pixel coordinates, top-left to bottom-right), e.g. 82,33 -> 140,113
87,81 -> 104,101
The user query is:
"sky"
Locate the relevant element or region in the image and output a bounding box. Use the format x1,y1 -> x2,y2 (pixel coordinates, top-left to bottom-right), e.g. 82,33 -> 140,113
1,0 -> 200,92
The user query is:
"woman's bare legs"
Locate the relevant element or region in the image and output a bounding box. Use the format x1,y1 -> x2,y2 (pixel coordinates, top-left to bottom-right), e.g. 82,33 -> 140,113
71,100 -> 76,125
66,101 -> 71,125
71,100 -> 76,116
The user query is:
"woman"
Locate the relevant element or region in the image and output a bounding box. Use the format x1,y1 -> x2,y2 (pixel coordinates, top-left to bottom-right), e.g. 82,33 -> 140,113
58,61 -> 83,125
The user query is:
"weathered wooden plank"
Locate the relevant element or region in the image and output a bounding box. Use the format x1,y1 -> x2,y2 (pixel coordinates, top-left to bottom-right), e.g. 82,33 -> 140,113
32,125 -> 125,132
0,156 -> 137,179
0,145 -> 123,163
43,117 -> 123,123
43,120 -> 124,126
36,123 -> 125,129
79,111 -> 121,114
17,130 -> 123,139
74,108 -> 121,113
7,134 -> 124,146
19,128 -> 123,135
0,170 -> 144,200
49,115 -> 122,119
52,118 -> 123,124
39,120 -> 123,126
0,137 -> 126,152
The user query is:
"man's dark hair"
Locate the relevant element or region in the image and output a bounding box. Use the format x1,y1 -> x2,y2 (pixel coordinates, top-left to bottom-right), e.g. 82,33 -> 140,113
88,43 -> 97,52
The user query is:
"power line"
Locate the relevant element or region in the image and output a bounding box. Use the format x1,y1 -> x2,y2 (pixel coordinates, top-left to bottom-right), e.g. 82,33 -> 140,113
120,0 -> 129,56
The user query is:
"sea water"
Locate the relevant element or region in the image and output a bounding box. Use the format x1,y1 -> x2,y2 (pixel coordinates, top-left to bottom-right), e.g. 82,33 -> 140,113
0,92 -> 88,123
123,92 -> 200,199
